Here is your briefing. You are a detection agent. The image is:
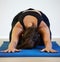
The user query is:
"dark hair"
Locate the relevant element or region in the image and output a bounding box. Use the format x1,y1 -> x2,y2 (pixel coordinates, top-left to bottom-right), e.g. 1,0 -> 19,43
17,27 -> 40,49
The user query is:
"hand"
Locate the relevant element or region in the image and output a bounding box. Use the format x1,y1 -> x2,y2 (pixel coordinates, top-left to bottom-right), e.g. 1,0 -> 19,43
2,48 -> 21,53
41,47 -> 57,53
1,43 -> 21,53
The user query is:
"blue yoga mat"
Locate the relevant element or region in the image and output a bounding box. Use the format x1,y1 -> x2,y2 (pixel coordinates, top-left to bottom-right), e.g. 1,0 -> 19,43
0,41 -> 60,57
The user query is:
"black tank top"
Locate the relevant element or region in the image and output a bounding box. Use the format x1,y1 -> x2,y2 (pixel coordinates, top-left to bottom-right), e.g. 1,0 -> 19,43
12,8 -> 50,30
18,9 -> 51,39
18,11 -> 43,30
10,8 -> 51,41
18,9 -> 50,30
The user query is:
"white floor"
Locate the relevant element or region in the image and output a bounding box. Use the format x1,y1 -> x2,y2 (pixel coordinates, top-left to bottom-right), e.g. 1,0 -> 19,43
0,57 -> 60,62
0,38 -> 60,62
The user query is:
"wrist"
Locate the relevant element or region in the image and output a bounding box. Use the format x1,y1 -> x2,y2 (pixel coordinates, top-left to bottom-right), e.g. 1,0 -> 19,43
45,42 -> 52,49
9,41 -> 16,48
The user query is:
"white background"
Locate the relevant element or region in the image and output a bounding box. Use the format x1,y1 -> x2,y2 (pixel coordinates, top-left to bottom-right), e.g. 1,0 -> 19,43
0,0 -> 60,38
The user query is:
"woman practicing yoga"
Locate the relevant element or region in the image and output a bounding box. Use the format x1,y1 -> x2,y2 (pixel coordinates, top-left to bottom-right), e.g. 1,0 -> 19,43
3,8 -> 57,53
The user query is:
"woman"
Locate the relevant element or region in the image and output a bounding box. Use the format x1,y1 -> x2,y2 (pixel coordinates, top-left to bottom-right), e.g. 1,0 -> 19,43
3,8 -> 57,52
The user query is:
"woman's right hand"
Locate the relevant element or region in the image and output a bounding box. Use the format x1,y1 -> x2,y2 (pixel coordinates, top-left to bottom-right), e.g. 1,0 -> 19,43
1,42 -> 21,53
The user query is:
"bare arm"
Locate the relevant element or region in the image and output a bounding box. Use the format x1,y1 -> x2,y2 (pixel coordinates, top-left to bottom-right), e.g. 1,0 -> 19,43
11,22 -> 23,47
3,22 -> 23,52
38,21 -> 57,52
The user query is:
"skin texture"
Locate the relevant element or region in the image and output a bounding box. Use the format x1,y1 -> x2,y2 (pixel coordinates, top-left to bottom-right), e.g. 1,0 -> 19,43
2,14 -> 57,53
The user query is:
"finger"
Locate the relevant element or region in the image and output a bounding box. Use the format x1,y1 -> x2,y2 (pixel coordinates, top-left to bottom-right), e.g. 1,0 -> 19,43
10,49 -> 17,53
50,49 -> 57,53
43,50 -> 49,52
41,49 -> 45,52
15,49 -> 21,52
46,50 -> 50,53
12,50 -> 15,53
41,49 -> 50,52
12,49 -> 20,52
8,50 -> 11,53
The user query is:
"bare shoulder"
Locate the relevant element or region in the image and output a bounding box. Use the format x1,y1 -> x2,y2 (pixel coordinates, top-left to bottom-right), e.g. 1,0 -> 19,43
14,21 -> 23,30
38,21 -> 50,33
39,21 -> 48,28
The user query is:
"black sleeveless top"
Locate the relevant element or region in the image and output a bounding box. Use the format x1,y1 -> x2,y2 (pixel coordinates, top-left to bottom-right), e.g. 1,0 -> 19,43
18,12 -> 50,30
12,9 -> 50,30
10,8 -> 51,42
18,11 -> 43,30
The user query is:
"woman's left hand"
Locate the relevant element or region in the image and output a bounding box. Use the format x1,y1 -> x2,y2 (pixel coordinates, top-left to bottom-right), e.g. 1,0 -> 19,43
41,47 -> 57,53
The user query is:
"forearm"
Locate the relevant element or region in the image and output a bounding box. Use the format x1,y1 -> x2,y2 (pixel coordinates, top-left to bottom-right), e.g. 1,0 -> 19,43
39,26 -> 52,48
44,39 -> 52,49
43,27 -> 52,48
10,26 -> 23,48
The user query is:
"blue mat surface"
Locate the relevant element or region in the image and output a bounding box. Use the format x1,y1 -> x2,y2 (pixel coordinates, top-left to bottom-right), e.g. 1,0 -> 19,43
0,41 -> 60,57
